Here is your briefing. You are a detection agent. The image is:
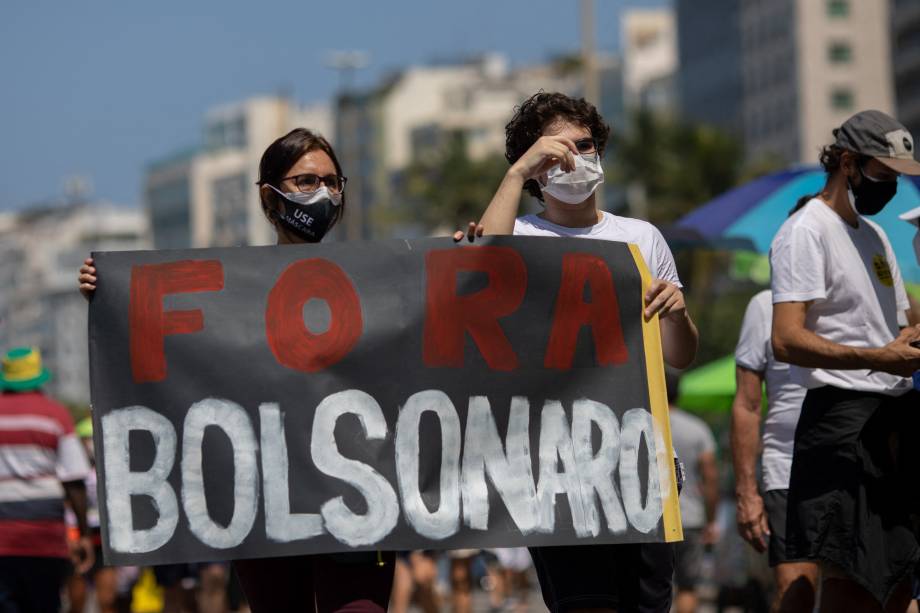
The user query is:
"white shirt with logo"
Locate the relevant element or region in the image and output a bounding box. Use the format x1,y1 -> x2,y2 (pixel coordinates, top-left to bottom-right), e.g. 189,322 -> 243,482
735,290 -> 806,491
769,199 -> 911,396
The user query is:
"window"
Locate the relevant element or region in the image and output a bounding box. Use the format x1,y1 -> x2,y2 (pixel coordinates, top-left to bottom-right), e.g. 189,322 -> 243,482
212,173 -> 249,247
831,87 -> 854,111
205,116 -> 247,151
827,0 -> 849,18
828,42 -> 852,63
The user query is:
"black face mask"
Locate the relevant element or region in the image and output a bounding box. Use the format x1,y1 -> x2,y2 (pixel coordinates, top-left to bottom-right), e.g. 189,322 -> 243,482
267,185 -> 340,242
848,165 -> 897,216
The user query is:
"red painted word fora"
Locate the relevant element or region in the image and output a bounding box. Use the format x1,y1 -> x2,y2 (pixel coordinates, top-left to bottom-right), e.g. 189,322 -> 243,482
127,247 -> 628,383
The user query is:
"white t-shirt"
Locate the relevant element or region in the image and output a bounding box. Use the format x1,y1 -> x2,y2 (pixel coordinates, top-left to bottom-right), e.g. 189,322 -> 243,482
513,212 -> 682,286
734,289 -> 806,492
668,408 -> 716,529
769,199 -> 911,395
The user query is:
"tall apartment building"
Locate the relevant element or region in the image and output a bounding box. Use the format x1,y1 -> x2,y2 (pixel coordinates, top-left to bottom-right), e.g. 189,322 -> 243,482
145,96 -> 332,249
677,0 -> 894,164
676,0 -> 744,136
0,203 -> 149,404
622,8 -> 678,113
892,0 -> 920,140
740,0 -> 802,162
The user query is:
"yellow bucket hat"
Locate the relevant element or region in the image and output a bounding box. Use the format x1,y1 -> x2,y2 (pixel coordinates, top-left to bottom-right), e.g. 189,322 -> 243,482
0,347 -> 51,392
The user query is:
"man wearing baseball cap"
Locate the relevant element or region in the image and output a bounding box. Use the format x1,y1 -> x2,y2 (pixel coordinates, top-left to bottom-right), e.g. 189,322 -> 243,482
769,110 -> 920,611
0,347 -> 94,611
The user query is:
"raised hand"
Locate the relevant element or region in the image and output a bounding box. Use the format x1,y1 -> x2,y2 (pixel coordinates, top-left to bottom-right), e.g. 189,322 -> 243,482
644,279 -> 687,320
508,135 -> 580,183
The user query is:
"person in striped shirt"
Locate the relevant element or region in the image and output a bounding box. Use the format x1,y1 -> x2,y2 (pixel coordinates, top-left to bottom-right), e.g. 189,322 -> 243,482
0,346 -> 94,612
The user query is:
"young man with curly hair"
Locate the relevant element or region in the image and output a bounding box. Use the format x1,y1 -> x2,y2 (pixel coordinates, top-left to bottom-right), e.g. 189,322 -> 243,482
458,92 -> 698,613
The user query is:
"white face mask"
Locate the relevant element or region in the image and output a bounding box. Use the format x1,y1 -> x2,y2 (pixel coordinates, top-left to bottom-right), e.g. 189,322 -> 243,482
541,154 -> 604,205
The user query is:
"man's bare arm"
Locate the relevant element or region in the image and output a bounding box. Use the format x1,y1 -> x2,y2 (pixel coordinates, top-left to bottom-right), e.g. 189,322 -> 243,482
645,280 -> 698,369
660,310 -> 698,369
479,135 -> 579,236
62,480 -> 95,573
772,301 -> 920,376
731,366 -> 768,552
479,172 -> 526,236
908,294 -> 920,326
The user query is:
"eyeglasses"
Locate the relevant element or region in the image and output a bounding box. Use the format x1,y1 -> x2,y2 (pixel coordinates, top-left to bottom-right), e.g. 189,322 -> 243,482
574,138 -> 599,158
282,173 -> 348,194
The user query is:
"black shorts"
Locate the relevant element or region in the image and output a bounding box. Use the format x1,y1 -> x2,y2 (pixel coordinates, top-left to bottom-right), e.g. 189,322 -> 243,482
153,562 -> 228,588
786,386 -> 920,605
529,543 -> 674,613
0,556 -> 69,612
153,563 -> 199,588
673,529 -> 703,590
233,552 -> 396,612
763,489 -> 809,568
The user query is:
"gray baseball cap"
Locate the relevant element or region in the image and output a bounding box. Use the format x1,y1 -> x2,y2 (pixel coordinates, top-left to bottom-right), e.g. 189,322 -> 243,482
899,205 -> 920,227
835,109 -> 920,175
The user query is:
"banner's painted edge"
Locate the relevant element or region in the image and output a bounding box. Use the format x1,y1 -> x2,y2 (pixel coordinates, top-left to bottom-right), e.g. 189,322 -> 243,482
627,243 -> 683,543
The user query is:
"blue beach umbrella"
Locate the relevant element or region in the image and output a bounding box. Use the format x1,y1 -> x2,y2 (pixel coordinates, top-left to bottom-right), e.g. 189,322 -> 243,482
677,167 -> 920,283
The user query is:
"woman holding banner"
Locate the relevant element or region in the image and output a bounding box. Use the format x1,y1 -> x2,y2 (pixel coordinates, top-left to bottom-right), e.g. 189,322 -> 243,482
79,128 -> 397,613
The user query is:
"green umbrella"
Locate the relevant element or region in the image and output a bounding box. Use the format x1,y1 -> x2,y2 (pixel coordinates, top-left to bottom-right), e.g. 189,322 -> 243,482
908,282 -> 920,301
676,355 -> 737,412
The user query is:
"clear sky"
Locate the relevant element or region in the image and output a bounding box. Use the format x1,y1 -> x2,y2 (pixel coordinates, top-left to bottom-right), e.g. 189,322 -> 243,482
0,0 -> 665,210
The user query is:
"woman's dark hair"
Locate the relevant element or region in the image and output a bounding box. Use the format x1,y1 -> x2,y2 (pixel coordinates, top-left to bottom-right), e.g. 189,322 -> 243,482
505,92 -> 611,200
256,128 -> 345,231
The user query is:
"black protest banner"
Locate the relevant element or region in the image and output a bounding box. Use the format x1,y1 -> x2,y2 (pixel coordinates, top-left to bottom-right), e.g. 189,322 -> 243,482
89,236 -> 682,565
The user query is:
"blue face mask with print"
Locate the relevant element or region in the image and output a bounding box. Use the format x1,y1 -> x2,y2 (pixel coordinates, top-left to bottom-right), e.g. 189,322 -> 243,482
267,185 -> 341,242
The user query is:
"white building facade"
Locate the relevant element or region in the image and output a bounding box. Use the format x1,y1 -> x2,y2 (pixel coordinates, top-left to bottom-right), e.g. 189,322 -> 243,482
0,203 -> 149,404
622,8 -> 678,113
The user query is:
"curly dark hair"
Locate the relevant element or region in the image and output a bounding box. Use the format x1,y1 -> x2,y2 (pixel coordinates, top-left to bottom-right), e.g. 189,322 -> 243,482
792,130 -> 853,214
504,92 -> 611,200
819,134 -> 846,174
